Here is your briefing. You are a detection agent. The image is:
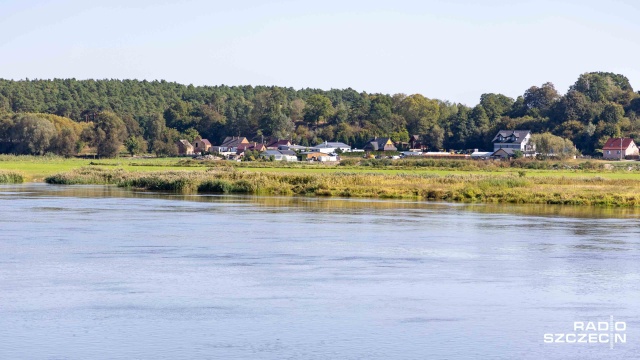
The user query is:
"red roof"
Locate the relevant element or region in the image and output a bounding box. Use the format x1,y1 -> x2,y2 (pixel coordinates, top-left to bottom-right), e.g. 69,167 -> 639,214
603,138 -> 635,150
267,139 -> 291,147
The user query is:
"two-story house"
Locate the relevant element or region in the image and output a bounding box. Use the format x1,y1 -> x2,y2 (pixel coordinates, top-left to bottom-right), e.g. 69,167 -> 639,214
491,130 -> 535,157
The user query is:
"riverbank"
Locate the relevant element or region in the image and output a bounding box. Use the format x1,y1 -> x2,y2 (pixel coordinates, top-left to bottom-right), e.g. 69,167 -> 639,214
43,167 -> 640,206
3,154 -> 640,181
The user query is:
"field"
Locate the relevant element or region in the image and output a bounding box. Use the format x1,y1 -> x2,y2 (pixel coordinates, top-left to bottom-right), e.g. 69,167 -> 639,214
3,154 -> 640,181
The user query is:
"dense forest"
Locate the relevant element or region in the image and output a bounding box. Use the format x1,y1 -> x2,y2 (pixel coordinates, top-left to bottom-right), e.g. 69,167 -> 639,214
1,72 -> 639,157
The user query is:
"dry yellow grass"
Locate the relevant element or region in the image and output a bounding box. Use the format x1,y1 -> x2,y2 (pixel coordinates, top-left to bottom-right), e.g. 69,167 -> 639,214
44,167 -> 640,206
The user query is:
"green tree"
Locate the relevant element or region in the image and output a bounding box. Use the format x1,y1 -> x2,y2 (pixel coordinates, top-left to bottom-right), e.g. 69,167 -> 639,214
182,128 -> 200,143
10,114 -> 57,155
523,82 -> 559,116
303,95 -> 333,127
52,127 -> 79,157
269,113 -> 295,139
531,132 -> 577,159
93,111 -> 128,158
289,98 -> 306,121
398,94 -> 439,135
124,135 -> 147,156
423,124 -> 445,150
552,90 -> 591,124
152,138 -> 178,157
144,113 -> 166,147
479,93 -> 514,121
599,103 -> 624,124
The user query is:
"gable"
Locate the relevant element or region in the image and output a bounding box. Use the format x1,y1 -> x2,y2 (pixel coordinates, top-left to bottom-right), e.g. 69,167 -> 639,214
603,138 -> 636,150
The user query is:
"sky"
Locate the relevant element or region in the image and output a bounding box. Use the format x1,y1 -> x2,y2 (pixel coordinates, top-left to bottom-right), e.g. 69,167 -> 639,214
0,0 -> 638,106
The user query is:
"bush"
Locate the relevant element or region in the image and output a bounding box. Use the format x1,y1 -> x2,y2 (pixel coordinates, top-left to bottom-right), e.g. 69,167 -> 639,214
0,171 -> 24,183
198,179 -> 232,193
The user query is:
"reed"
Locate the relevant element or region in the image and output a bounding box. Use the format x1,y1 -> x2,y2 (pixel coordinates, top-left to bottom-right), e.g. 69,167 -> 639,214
44,167 -> 640,206
0,171 -> 24,183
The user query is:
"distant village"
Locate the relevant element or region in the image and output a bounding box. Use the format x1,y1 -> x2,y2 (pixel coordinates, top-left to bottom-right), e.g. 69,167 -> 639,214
176,130 -> 640,162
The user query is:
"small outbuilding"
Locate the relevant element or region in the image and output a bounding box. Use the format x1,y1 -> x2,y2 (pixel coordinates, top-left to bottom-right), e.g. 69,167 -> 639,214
176,139 -> 194,155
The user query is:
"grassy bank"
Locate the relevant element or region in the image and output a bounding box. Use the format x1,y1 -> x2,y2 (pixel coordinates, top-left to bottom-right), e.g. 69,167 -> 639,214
0,170 -> 24,183
5,154 -> 640,181
45,167 -> 640,206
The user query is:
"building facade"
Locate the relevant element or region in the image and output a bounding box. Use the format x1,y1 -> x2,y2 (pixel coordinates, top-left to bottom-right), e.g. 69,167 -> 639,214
491,130 -> 535,157
602,138 -> 639,160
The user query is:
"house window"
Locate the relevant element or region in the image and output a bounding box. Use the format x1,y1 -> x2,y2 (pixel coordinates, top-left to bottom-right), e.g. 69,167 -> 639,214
607,151 -> 610,154
617,151 -> 621,154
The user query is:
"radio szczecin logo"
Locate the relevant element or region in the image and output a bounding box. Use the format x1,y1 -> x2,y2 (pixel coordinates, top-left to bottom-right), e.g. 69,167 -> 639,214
543,316 -> 627,349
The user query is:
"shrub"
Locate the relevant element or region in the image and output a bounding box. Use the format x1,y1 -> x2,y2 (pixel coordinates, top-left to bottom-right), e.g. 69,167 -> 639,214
0,171 -> 24,183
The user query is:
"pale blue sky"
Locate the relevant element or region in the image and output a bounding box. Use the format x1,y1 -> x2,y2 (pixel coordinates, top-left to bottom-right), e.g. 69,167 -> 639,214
1,0 -> 638,105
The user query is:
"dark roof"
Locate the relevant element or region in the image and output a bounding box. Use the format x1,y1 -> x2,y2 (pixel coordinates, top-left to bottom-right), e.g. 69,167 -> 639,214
491,148 -> 514,157
261,149 -> 297,157
220,136 -> 248,147
364,138 -> 396,151
237,143 -> 266,151
603,138 -> 636,150
492,130 -> 531,144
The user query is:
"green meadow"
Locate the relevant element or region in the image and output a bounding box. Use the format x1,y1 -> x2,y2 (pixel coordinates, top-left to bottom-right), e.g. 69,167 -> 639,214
3,155 -> 640,182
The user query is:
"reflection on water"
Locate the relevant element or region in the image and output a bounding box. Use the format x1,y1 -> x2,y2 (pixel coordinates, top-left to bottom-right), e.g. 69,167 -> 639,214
0,183 -> 639,360
5,183 -> 640,218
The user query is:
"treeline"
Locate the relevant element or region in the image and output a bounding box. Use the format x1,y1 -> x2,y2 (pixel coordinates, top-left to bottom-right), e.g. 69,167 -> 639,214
0,72 -> 639,157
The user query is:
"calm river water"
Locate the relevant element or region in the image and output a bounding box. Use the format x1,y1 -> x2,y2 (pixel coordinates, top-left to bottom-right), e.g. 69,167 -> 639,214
1,184 -> 639,359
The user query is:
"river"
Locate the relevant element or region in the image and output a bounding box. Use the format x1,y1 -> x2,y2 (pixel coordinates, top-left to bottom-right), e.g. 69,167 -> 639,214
1,184 -> 639,359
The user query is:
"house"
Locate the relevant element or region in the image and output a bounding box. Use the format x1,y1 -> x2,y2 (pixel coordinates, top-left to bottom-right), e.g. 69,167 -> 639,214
401,151 -> 423,157
364,137 -> 397,152
192,137 -> 211,153
301,151 -> 329,161
471,151 -> 493,159
280,144 -> 310,151
261,149 -> 298,162
176,139 -> 194,155
279,149 -> 298,158
317,154 -> 338,162
602,138 -> 639,160
237,142 -> 267,153
212,136 -> 249,153
310,141 -> 351,154
492,130 -> 535,156
491,148 -> 512,159
409,135 -> 424,151
266,139 -> 292,150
